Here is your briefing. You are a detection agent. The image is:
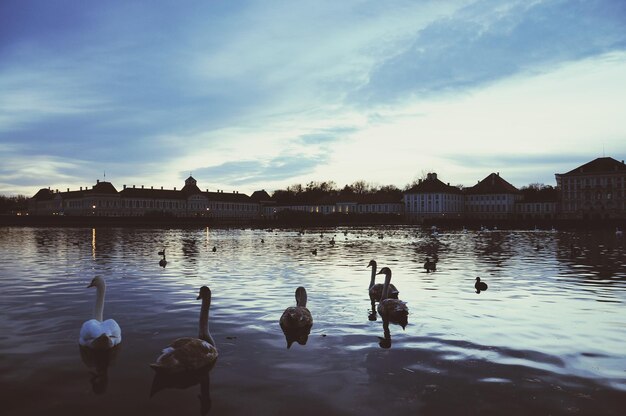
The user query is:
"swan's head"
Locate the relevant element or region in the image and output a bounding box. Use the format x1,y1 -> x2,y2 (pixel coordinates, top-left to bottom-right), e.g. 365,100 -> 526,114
376,267 -> 392,277
87,276 -> 105,289
197,286 -> 212,301
367,259 -> 376,268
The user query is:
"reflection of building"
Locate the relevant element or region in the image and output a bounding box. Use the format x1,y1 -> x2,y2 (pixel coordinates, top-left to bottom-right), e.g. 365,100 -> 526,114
465,173 -> 521,220
556,157 -> 626,220
29,176 -> 260,220
403,173 -> 463,221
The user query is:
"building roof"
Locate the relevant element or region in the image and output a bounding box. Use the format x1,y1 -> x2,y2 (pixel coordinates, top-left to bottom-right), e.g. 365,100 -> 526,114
204,191 -> 252,203
32,188 -> 55,200
558,157 -> 626,176
250,190 -> 271,202
91,181 -> 118,194
465,173 -> 519,195
404,173 -> 462,195
120,187 -> 186,200
181,176 -> 202,195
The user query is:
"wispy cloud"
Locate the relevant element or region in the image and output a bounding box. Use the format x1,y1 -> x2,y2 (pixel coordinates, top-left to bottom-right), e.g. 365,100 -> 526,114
192,152 -> 330,186
353,0 -> 626,105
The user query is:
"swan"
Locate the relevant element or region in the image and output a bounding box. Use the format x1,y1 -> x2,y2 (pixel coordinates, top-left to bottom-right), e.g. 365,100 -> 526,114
79,277 -> 122,349
367,260 -> 398,303
475,277 -> 488,293
151,286 -> 218,373
280,287 -> 313,330
376,267 -> 409,329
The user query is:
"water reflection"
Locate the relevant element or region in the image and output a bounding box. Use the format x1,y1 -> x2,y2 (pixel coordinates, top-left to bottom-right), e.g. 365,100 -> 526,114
281,325 -> 312,348
150,368 -> 212,415
79,345 -> 119,394
92,228 -> 96,259
378,320 -> 392,349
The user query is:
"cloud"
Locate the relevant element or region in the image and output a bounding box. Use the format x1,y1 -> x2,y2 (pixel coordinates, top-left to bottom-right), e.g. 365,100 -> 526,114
297,127 -> 358,145
191,152 -> 330,186
353,0 -> 626,105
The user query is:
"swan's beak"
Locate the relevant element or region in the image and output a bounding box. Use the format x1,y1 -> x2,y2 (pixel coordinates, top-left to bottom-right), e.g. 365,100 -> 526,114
87,282 -> 94,288
196,294 -> 201,300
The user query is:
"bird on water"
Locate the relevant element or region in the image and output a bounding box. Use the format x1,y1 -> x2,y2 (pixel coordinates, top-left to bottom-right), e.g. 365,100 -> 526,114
376,267 -> 409,329
79,277 -> 122,349
150,286 -> 218,373
475,277 -> 488,293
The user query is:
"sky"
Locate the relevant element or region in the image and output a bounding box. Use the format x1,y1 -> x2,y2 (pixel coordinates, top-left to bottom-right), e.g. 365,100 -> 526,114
1,0 -> 625,197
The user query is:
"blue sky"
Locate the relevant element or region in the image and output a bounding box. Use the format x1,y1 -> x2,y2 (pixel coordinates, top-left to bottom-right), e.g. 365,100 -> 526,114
1,0 -> 625,196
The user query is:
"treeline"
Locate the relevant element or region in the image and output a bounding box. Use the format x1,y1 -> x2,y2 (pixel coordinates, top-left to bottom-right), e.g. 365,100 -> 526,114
271,180 -> 403,204
0,195 -> 28,214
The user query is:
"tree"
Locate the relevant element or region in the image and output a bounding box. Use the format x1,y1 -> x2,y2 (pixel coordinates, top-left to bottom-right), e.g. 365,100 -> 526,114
0,195 -> 28,214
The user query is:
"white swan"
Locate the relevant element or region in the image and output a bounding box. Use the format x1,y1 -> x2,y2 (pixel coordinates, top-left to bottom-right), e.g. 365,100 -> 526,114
376,267 -> 409,329
150,286 -> 218,373
79,277 -> 122,349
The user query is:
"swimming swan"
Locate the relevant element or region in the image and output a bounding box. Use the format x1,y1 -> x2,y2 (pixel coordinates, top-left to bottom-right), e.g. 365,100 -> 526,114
280,287 -> 313,330
376,267 -> 409,329
367,260 -> 398,303
151,286 -> 218,373
79,277 -> 122,349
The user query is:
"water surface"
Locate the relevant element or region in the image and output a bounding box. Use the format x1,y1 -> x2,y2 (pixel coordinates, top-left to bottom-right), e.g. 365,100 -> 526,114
1,226 -> 625,415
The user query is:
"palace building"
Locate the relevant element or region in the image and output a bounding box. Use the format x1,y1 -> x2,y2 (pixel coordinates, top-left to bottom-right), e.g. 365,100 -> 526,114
28,176 -> 260,220
555,157 -> 626,220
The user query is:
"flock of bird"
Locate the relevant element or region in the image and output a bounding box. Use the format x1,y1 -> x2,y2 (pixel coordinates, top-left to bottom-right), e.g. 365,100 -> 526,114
79,250 -> 490,374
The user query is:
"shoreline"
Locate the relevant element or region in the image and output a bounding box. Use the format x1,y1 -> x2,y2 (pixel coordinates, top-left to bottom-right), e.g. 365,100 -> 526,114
1,214 -> 624,231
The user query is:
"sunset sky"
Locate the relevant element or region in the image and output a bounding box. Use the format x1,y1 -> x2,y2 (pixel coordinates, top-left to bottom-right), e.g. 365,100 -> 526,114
1,0 -> 625,196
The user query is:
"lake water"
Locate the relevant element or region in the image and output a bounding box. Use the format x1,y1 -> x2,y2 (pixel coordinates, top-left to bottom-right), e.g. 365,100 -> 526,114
0,226 -> 625,415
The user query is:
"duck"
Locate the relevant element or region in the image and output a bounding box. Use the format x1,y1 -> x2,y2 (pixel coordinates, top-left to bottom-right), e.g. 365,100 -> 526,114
376,267 -> 409,329
475,277 -> 488,293
212,246 -> 217,252
617,228 -> 623,237
79,277 -> 122,349
280,287 -> 313,330
311,249 -> 317,256
423,257 -> 437,272
150,286 -> 218,373
159,256 -> 167,268
367,260 -> 398,305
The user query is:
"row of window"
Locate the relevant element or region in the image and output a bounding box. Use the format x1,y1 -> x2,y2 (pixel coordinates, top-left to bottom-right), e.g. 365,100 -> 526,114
561,176 -> 625,188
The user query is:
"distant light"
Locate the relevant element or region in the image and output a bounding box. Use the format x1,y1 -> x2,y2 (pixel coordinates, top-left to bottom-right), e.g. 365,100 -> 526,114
92,205 -> 96,209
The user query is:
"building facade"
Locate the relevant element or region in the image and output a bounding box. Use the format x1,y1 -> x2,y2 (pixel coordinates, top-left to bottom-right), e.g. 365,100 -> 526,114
29,176 -> 260,220
465,173 -> 521,220
555,157 -> 626,220
403,173 -> 464,221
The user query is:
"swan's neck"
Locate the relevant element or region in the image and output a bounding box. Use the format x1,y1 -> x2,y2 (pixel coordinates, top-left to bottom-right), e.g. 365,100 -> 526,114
380,272 -> 392,301
296,290 -> 307,307
369,265 -> 377,290
94,282 -> 105,322
199,298 -> 216,347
